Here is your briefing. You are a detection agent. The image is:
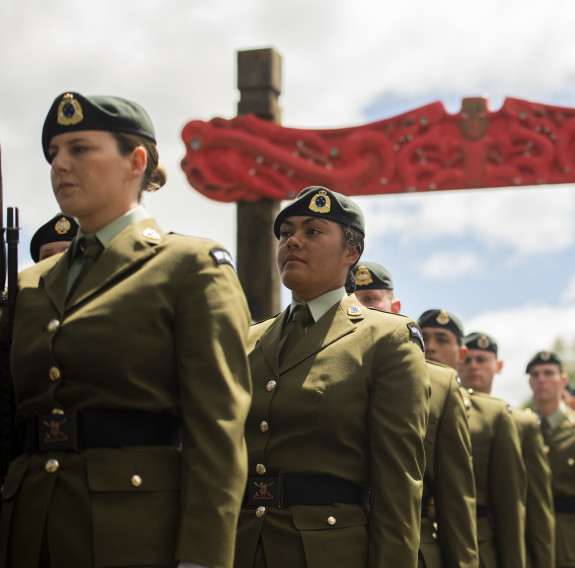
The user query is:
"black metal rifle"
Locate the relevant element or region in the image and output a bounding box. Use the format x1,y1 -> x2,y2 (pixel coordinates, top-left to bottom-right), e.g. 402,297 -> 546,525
0,142 -> 20,484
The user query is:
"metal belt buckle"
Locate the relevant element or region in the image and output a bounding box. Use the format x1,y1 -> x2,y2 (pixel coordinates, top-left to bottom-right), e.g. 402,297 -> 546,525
246,475 -> 283,508
37,411 -> 79,451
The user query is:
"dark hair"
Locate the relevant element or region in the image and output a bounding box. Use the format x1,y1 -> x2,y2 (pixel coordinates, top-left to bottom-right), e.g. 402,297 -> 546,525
342,225 -> 364,294
112,132 -> 167,197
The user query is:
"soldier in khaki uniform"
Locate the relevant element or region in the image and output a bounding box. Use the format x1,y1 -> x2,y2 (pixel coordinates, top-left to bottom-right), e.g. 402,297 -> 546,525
234,187 -> 430,568
459,333 -> 554,568
0,92 -> 252,568
418,310 -> 527,568
354,262 -> 478,568
527,350 -> 575,568
29,213 -> 79,262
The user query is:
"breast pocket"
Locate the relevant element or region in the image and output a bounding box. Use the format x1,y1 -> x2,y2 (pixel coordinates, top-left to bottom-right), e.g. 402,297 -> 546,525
291,504 -> 369,567
86,447 -> 181,567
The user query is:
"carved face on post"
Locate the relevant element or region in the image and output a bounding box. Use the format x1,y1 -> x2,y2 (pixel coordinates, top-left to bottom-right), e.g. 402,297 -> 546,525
459,97 -> 489,141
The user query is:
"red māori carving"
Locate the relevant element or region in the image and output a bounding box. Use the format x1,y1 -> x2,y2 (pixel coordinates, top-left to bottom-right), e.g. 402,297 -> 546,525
180,97 -> 575,202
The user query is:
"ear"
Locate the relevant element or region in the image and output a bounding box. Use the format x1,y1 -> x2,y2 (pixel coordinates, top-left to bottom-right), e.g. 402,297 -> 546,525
391,299 -> 401,314
345,247 -> 361,267
496,360 -> 504,374
458,345 -> 468,363
127,146 -> 147,179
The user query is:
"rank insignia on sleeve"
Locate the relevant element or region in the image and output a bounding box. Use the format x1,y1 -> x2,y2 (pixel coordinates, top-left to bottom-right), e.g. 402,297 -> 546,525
347,305 -> 362,317
54,217 -> 71,235
408,323 -> 425,352
57,93 -> 84,126
210,247 -> 234,267
308,189 -> 331,213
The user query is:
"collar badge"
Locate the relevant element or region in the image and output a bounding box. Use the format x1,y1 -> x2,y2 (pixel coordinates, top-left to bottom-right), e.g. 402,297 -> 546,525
142,227 -> 161,241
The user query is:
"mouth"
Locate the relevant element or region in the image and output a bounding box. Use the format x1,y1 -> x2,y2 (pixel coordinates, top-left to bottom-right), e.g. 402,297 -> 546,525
284,254 -> 303,266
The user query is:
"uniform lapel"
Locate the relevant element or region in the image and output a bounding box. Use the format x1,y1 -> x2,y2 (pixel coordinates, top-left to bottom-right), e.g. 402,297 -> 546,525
42,250 -> 72,316
257,309 -> 289,376
279,294 -> 364,372
65,218 -> 163,310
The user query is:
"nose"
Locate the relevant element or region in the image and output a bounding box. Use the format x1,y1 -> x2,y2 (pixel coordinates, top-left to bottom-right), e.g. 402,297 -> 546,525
286,233 -> 301,249
50,149 -> 69,172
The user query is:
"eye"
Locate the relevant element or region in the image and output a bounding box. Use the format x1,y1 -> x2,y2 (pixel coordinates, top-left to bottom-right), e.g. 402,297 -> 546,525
279,230 -> 292,239
72,145 -> 88,154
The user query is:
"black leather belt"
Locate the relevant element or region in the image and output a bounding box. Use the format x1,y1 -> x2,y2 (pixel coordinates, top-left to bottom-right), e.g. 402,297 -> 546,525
554,498 -> 575,514
19,409 -> 182,453
243,475 -> 370,508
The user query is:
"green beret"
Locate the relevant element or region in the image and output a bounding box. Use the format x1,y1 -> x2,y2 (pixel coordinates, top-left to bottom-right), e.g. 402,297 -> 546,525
525,350 -> 563,374
465,331 -> 498,356
417,309 -> 464,337
354,261 -> 393,290
30,214 -> 79,262
273,186 -> 365,239
42,92 -> 156,162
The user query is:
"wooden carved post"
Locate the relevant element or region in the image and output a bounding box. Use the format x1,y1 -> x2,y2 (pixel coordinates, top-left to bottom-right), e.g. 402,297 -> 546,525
236,48 -> 282,321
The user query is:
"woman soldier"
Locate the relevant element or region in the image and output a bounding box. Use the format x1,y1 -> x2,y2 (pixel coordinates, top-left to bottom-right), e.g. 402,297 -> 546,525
0,92 -> 252,568
234,186 -> 430,568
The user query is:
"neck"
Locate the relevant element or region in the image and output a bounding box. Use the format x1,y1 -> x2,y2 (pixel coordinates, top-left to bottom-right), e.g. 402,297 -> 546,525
534,399 -> 561,417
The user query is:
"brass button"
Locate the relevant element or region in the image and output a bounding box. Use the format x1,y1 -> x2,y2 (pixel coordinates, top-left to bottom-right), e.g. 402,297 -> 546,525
256,506 -> 266,518
51,408 -> 64,415
327,516 -> 336,526
131,474 -> 143,487
256,463 -> 266,475
266,380 -> 277,392
48,367 -> 61,381
45,459 -> 59,473
260,421 -> 269,433
432,532 -> 438,540
568,458 -> 575,466
47,319 -> 60,333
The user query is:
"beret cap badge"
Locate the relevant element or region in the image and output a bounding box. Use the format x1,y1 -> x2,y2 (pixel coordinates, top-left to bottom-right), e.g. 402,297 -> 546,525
309,189 -> 331,214
477,335 -> 490,349
541,351 -> 551,361
57,93 -> 84,126
54,217 -> 72,235
436,310 -> 450,325
354,266 -> 373,287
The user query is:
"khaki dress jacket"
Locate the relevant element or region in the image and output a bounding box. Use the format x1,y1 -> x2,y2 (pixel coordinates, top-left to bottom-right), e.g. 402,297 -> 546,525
462,390 -> 527,568
419,363 -> 478,568
545,408 -> 575,568
511,408 -> 555,568
0,219 -> 252,568
234,295 -> 430,568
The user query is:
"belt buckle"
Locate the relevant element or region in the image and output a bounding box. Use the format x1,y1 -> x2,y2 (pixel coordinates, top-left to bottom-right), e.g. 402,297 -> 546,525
246,475 -> 283,508
37,411 -> 79,451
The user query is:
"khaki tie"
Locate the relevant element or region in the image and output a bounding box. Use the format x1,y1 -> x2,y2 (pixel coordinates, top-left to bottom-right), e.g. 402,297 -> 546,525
540,416 -> 551,443
279,305 -> 313,366
69,236 -> 103,296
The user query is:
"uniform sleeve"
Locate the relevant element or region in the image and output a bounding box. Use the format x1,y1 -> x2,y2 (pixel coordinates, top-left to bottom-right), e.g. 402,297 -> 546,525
174,242 -> 252,568
367,318 -> 430,568
490,406 -> 527,568
434,375 -> 479,568
520,416 -> 555,567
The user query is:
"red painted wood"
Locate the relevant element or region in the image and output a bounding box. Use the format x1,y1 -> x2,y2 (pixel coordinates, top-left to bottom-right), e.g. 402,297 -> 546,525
181,97 -> 575,202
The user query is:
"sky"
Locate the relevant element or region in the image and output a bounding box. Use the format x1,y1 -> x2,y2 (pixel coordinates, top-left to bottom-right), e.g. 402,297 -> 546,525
1,0 -> 575,406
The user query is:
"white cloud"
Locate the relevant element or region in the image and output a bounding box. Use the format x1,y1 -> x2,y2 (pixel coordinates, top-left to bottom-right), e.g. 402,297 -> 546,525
420,251 -> 483,279
561,273 -> 575,303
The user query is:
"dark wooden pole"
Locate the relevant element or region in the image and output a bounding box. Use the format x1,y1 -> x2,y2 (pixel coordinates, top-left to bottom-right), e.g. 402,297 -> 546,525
236,48 -> 282,321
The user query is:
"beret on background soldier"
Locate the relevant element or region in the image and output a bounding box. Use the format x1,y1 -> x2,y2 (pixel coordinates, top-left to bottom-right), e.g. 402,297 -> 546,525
30,214 -> 79,262
41,92 -> 156,162
417,308 -> 465,338
525,350 -> 563,373
273,185 -> 365,238
464,331 -> 498,355
354,261 -> 393,290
